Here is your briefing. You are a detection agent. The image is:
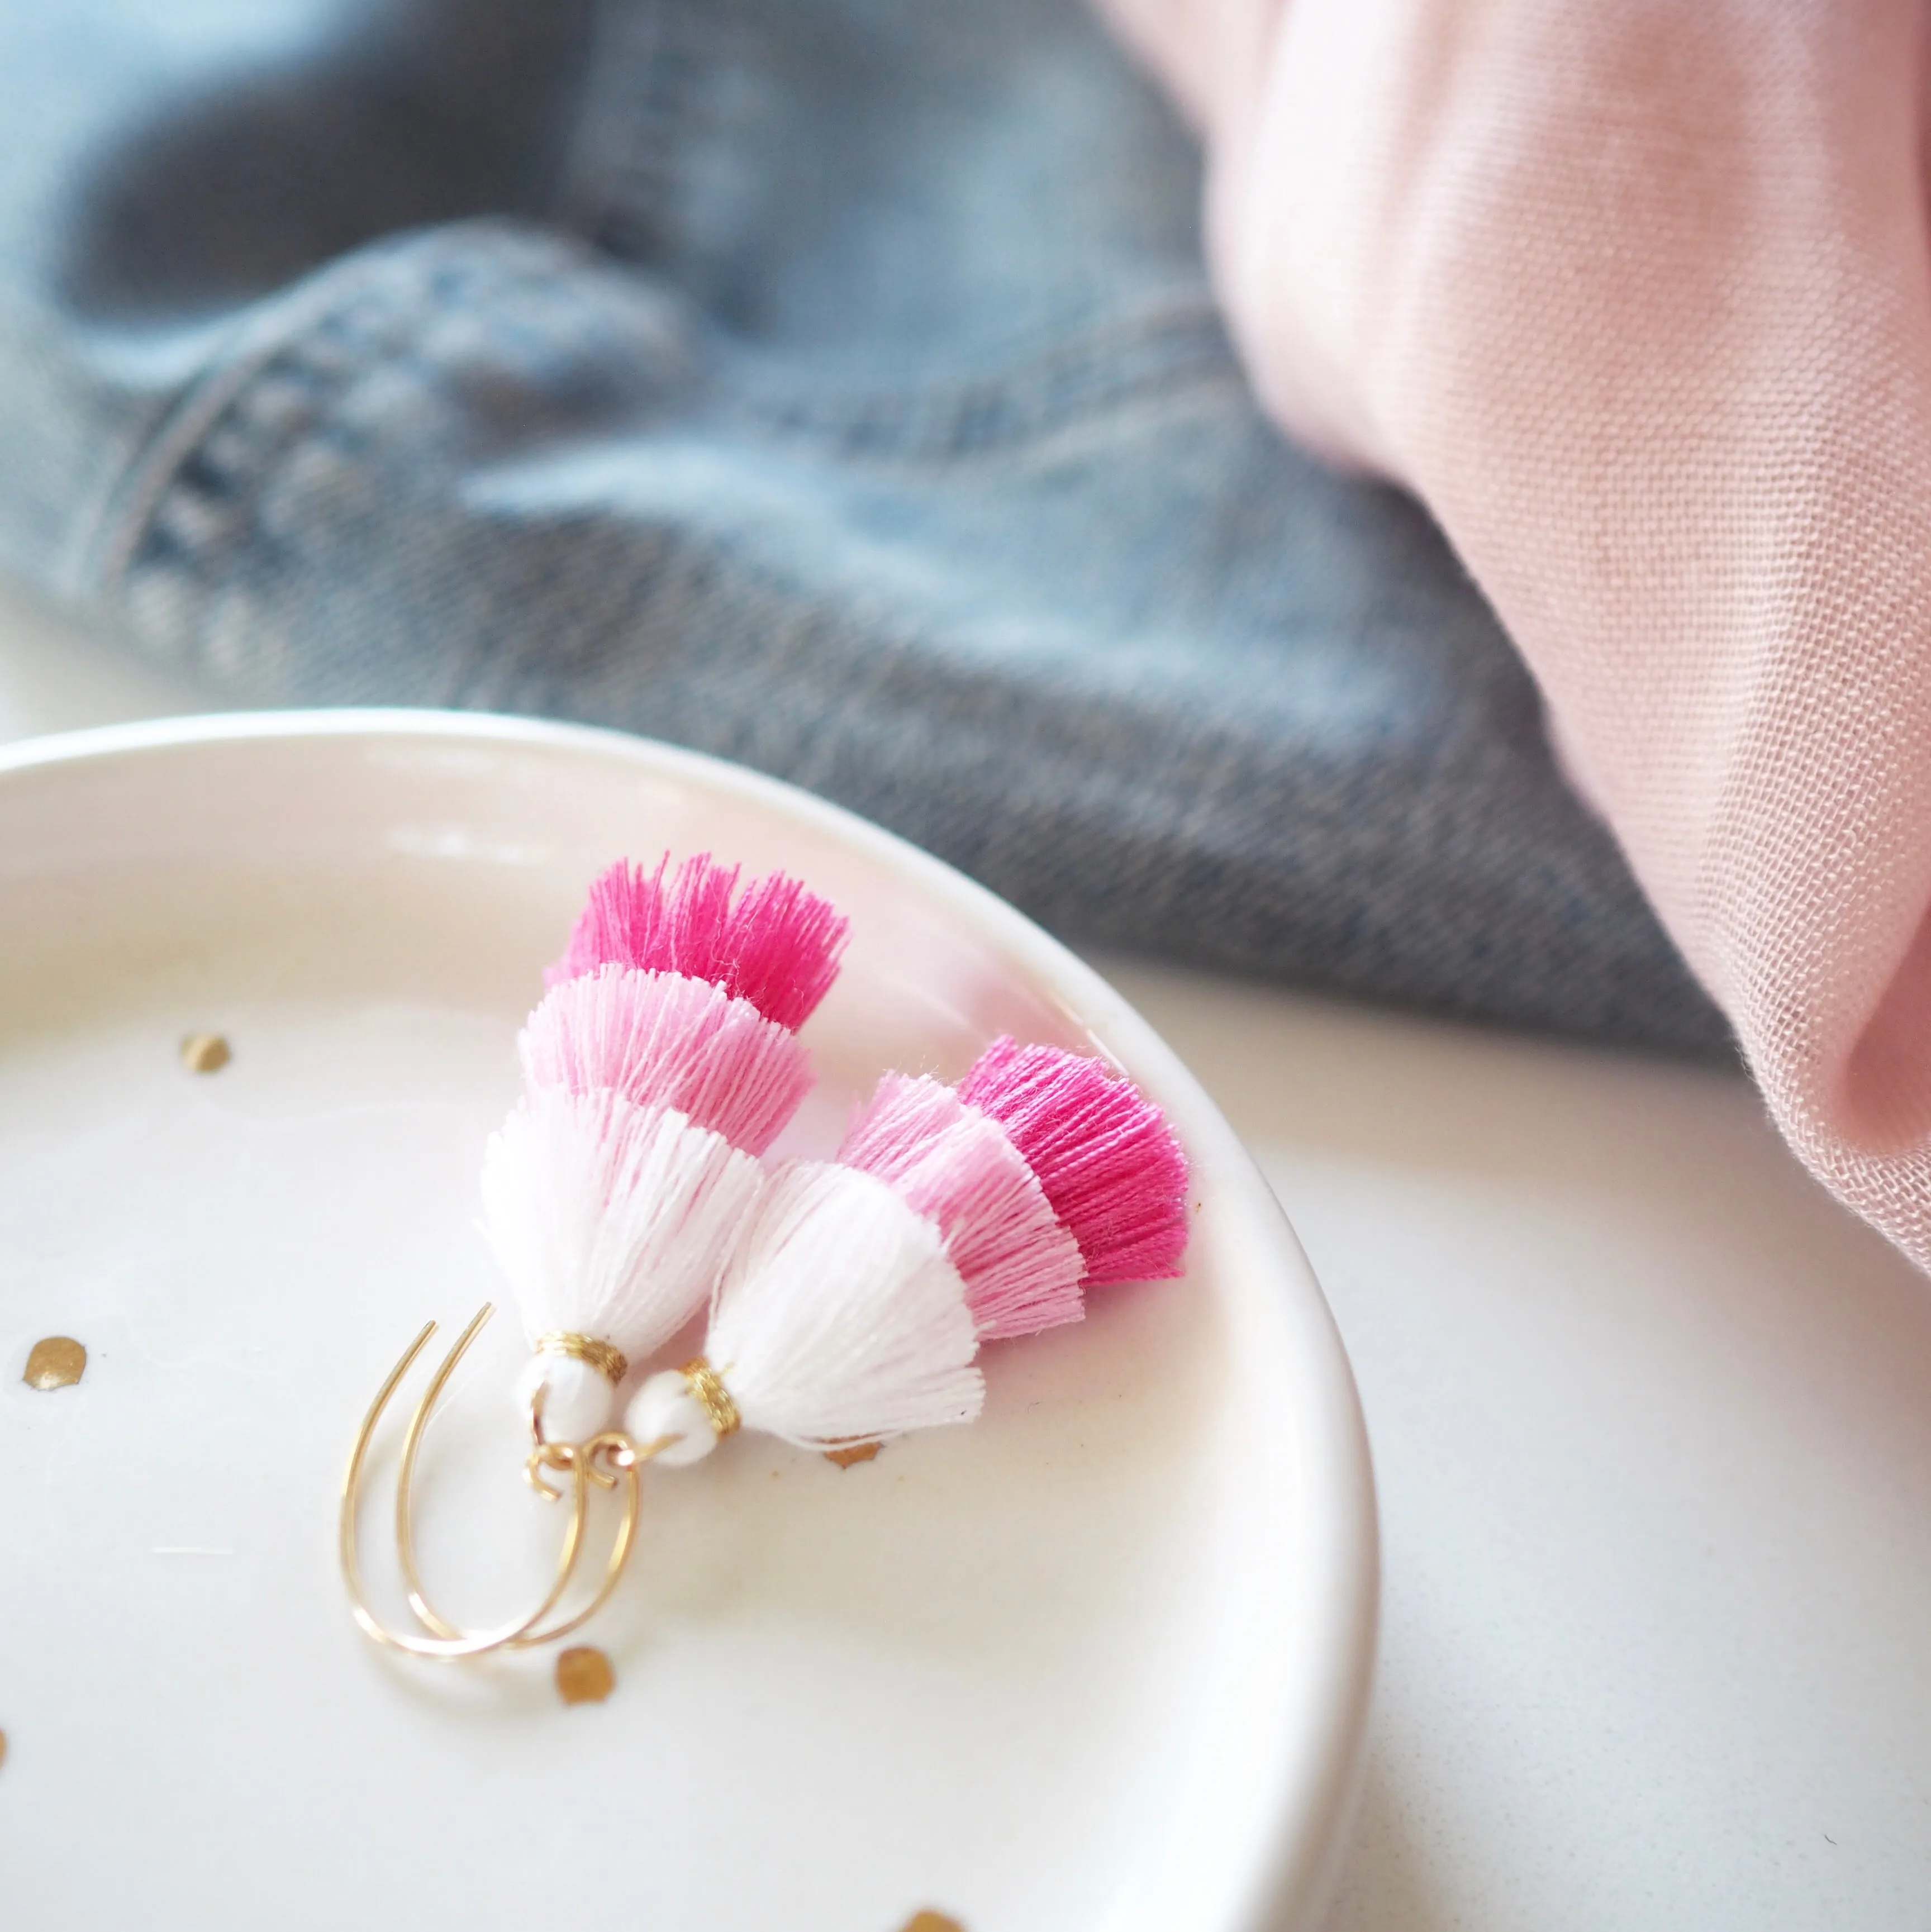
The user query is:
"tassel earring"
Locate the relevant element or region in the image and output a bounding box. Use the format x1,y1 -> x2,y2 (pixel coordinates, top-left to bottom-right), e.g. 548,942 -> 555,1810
625,1039 -> 1190,1465
340,853 -> 848,1658
339,862 -> 1191,1665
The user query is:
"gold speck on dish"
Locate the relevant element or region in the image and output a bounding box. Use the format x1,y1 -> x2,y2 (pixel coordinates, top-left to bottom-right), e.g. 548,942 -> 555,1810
0,1729 -> 8,1770
554,1645 -> 615,1706
899,1914 -> 966,1932
23,1336 -> 86,1391
824,1441 -> 881,1468
179,1032 -> 231,1074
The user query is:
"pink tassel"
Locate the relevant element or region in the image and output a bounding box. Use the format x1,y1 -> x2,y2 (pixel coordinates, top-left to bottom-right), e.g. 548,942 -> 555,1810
547,853 -> 849,1031
520,965 -> 812,1158
957,1038 -> 1190,1289
839,1073 -> 1084,1339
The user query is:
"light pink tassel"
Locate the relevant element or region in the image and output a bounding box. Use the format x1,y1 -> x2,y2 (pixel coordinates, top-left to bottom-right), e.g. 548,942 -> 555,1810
838,1072 -> 1085,1338
520,965 -> 811,1158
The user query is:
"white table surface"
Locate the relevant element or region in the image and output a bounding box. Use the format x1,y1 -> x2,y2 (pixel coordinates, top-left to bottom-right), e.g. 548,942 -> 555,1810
4,575 -> 1928,1932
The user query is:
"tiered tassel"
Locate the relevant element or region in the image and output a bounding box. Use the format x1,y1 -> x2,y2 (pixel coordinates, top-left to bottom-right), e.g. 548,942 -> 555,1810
626,1040 -> 1190,1463
484,854 -> 848,1443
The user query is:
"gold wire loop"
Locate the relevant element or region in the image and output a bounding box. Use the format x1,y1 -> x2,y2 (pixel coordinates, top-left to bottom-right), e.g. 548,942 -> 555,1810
680,1355 -> 741,1440
534,1330 -> 628,1385
338,1303 -> 659,1660
526,1438 -> 579,1501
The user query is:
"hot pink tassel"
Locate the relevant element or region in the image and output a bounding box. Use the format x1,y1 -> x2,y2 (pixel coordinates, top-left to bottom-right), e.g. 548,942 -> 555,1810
957,1038 -> 1190,1288
839,1073 -> 1085,1339
548,853 -> 849,1031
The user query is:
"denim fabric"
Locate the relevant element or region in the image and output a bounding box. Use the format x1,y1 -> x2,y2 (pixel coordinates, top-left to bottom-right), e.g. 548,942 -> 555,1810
0,0 -> 1732,1055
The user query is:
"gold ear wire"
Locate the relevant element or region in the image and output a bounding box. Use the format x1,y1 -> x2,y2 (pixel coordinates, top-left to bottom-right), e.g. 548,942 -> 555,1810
496,1431 -> 648,1650
339,1305 -> 663,1660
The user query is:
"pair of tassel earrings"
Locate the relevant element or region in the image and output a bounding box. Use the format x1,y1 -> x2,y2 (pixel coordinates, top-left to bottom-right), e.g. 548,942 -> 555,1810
340,853 -> 1190,1660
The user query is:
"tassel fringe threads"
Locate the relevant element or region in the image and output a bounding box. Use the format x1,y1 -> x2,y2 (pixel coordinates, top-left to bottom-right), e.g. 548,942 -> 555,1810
839,1072 -> 1084,1339
959,1037 -> 1191,1289
548,852 -> 849,1031
520,964 -> 812,1158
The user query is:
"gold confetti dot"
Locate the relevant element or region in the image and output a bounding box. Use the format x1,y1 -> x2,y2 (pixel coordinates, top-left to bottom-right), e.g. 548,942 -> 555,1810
899,1914 -> 965,1932
179,1032 -> 231,1074
824,1441 -> 880,1468
23,1336 -> 86,1391
0,1729 -> 8,1771
554,1645 -> 615,1706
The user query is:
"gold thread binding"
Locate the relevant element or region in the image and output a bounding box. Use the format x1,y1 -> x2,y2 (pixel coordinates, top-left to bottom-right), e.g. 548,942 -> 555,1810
536,1331 -> 628,1386
680,1356 -> 741,1439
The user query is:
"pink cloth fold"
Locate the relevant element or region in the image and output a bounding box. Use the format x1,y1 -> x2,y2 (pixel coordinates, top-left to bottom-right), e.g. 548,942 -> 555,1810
1099,0 -> 1931,1267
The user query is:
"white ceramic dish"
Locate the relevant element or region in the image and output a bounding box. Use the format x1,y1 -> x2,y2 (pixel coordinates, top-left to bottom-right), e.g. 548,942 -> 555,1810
0,712 -> 1375,1932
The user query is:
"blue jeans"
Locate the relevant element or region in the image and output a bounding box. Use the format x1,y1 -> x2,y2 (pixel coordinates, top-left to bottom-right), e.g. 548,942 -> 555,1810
0,0 -> 1729,1055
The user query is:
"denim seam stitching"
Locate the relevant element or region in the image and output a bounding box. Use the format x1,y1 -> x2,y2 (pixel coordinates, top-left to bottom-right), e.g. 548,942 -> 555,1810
96,226 -> 596,615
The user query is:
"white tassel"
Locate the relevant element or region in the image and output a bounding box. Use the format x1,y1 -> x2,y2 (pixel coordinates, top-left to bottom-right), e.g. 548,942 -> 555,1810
480,1084 -> 765,1442
625,1162 -> 983,1458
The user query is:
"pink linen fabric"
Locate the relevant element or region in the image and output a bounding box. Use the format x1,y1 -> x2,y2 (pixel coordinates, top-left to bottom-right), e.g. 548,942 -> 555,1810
1097,0 -> 1931,1268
